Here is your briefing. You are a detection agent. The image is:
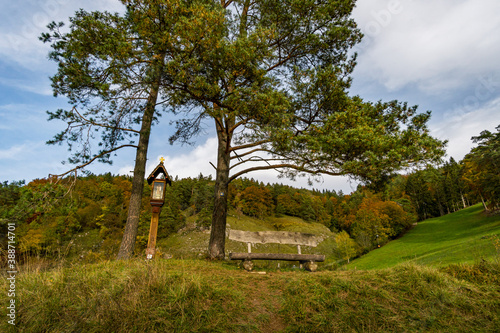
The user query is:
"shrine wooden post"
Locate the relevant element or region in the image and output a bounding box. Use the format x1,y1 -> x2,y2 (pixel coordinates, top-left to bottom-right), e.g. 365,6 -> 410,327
145,157 -> 171,259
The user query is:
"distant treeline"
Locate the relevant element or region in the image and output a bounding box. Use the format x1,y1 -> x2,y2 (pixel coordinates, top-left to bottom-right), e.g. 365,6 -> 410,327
1,146 -> 497,262
2,122 -> 500,260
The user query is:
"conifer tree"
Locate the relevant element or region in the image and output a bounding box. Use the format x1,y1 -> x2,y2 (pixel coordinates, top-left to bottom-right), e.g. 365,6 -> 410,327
41,2 -> 189,258
43,0 -> 446,259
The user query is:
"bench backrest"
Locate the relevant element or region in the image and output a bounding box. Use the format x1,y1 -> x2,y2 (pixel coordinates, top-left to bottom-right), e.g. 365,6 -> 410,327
229,230 -> 323,247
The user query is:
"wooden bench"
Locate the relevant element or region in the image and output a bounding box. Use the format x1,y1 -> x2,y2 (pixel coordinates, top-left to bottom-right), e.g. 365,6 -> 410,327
228,230 -> 325,272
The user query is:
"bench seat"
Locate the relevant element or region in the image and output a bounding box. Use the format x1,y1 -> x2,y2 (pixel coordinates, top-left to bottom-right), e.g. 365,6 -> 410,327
229,252 -> 325,262
228,230 -> 325,271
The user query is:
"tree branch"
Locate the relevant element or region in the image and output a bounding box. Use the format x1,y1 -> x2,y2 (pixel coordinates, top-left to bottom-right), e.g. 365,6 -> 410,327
72,106 -> 141,134
221,0 -> 234,8
228,163 -> 341,183
228,118 -> 247,134
230,156 -> 285,170
229,139 -> 271,152
50,144 -> 138,179
231,147 -> 274,160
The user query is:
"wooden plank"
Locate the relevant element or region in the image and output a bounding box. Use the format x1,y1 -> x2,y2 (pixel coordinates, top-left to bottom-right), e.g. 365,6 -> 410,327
228,230 -> 323,247
229,252 -> 325,262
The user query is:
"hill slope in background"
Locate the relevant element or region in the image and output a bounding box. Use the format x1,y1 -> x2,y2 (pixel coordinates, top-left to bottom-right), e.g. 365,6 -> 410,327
157,211 -> 336,268
4,202 -> 500,331
2,259 -> 499,332
349,204 -> 500,270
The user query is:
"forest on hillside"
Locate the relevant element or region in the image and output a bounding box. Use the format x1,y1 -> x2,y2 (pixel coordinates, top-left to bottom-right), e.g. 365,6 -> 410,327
1,124 -> 499,265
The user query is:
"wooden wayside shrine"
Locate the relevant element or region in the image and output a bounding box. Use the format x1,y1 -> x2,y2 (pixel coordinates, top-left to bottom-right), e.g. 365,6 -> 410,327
145,158 -> 172,260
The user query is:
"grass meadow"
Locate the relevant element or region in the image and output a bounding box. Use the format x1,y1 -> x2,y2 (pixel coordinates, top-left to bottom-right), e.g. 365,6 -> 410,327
349,204 -> 500,270
2,205 -> 500,332
1,259 -> 499,332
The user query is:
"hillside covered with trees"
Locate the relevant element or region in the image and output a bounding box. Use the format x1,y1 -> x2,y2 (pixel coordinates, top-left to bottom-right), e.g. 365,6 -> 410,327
40,0 -> 446,260
1,124 -> 498,265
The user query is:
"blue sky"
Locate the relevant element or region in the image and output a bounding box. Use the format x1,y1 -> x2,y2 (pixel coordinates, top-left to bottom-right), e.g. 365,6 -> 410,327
1,0 -> 499,194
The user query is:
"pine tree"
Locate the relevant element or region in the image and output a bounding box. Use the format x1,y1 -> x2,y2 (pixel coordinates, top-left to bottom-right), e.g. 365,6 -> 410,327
43,0 -> 446,260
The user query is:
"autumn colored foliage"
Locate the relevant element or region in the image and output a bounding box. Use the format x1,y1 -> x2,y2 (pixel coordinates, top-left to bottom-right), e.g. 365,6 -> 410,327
2,123 -> 498,263
1,174 -> 417,260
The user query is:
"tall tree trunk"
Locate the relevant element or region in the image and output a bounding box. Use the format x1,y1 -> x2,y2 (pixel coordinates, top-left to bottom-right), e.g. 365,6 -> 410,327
480,193 -> 489,211
208,116 -> 232,259
461,193 -> 467,208
117,72 -> 162,260
437,201 -> 445,216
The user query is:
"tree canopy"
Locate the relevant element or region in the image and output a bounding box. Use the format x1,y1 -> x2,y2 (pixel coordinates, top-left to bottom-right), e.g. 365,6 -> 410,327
42,0 -> 446,259
40,1 -> 181,258
463,124 -> 500,210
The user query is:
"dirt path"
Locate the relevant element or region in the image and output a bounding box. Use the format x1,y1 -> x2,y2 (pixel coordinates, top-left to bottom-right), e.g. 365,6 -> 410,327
237,271 -> 287,332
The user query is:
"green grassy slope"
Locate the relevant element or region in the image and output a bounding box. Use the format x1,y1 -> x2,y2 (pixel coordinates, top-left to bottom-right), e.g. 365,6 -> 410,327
2,259 -> 499,332
349,204 -> 500,270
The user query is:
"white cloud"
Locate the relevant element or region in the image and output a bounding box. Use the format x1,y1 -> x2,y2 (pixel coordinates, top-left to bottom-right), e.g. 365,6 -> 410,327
0,144 -> 28,160
353,0 -> 500,93
0,143 -> 70,181
0,76 -> 53,96
431,96 -> 500,160
0,0 -> 123,71
159,137 -> 218,180
241,169 -> 359,194
0,0 -> 125,98
0,102 -> 62,134
117,137 -> 217,180
0,104 -> 30,129
0,34 -> 51,71
126,137 -> 358,194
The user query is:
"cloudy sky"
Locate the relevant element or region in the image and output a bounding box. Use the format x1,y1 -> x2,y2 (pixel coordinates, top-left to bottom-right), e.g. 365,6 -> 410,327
1,0 -> 499,193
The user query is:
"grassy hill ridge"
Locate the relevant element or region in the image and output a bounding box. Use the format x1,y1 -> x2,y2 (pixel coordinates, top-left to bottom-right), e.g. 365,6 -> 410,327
2,259 -> 499,332
349,204 -> 500,270
69,203 -> 499,272
3,205 -> 500,332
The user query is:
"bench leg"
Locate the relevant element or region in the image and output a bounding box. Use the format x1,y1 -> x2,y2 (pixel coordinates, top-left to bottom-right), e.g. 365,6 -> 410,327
242,259 -> 254,271
303,261 -> 318,272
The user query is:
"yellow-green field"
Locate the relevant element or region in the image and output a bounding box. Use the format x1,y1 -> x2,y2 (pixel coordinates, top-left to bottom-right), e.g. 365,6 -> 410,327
350,204 -> 500,270
1,259 -> 499,332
